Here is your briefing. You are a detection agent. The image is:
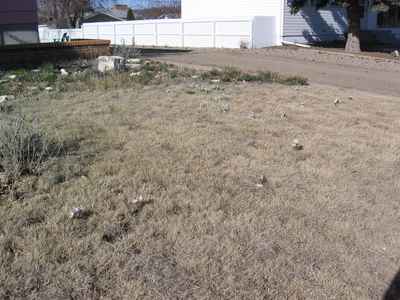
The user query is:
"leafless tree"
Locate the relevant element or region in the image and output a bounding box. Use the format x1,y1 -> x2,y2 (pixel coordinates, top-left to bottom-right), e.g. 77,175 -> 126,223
38,0 -> 110,28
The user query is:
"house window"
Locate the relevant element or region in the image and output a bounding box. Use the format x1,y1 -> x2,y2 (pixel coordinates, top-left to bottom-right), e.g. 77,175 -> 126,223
378,6 -> 400,27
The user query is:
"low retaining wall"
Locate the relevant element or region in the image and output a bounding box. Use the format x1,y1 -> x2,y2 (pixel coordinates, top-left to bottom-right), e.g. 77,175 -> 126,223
0,40 -> 111,67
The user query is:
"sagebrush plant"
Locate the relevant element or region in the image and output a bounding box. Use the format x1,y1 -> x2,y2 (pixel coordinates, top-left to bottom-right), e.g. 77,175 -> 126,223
0,117 -> 59,180
112,44 -> 142,60
201,67 -> 309,85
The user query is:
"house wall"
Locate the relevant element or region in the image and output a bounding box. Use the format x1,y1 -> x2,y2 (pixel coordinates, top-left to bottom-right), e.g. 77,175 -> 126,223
283,3 -> 348,44
0,0 -> 39,45
181,0 -> 282,44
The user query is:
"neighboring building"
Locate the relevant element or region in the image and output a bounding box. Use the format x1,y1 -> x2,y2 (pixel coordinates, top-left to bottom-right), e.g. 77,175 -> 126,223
0,0 -> 39,46
182,0 -> 400,45
84,4 -> 130,23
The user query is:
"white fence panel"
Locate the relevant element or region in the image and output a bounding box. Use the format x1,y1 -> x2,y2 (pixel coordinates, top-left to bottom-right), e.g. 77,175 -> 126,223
39,16 -> 278,48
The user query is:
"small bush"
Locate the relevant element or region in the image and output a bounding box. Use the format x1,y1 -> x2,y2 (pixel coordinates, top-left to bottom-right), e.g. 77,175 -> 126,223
0,117 -> 59,181
201,67 -> 308,86
113,45 -> 141,60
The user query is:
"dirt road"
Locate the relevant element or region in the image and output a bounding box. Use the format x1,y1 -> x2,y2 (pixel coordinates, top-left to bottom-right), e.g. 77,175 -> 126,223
152,47 -> 400,97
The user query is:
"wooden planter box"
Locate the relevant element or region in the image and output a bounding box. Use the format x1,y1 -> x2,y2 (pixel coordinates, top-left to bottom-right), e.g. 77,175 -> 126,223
0,40 -> 111,67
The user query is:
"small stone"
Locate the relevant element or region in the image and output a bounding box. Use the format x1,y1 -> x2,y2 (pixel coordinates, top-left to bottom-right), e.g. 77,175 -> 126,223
292,139 -> 303,150
280,112 -> 287,119
211,79 -> 221,84
8,75 -> 16,80
60,68 -> 69,76
256,175 -> 268,187
334,98 -> 340,105
348,96 -> 353,100
0,95 -> 15,103
0,172 -> 8,185
70,207 -> 90,219
97,56 -> 125,73
221,103 -> 230,113
392,50 -> 399,57
126,64 -> 142,71
249,111 -> 256,119
45,87 -> 53,92
130,71 -> 142,77
127,58 -> 141,64
130,195 -> 145,205
191,75 -> 200,79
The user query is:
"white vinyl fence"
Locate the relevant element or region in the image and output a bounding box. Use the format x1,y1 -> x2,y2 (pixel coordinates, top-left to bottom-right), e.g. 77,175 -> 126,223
39,17 -> 278,49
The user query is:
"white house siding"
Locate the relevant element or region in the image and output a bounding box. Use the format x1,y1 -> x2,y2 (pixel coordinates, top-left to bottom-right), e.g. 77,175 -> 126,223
283,2 -> 348,44
181,0 -> 282,44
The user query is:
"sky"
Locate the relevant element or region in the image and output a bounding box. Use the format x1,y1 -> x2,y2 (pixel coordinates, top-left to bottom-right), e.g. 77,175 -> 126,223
101,0 -> 160,9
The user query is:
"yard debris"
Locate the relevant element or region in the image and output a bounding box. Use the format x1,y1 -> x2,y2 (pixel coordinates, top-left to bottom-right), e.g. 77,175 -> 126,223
256,175 -> 268,188
97,56 -> 125,73
70,207 -> 91,219
292,139 -> 303,150
60,68 -> 69,76
392,50 -> 400,58
334,98 -> 340,105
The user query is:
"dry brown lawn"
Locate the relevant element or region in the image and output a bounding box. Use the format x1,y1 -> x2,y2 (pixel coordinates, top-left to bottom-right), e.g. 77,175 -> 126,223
0,65 -> 399,299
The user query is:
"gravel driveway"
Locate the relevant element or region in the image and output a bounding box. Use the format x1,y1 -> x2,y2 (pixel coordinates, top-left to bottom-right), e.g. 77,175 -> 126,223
152,47 -> 400,96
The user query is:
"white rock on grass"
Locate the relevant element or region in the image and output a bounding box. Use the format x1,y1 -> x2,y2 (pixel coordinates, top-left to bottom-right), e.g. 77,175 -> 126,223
127,58 -> 141,64
130,71 -> 141,77
292,139 -> 303,150
0,95 -> 15,103
60,68 -> 69,76
70,207 -> 90,219
256,175 -> 268,188
97,56 -> 125,73
126,64 -> 142,71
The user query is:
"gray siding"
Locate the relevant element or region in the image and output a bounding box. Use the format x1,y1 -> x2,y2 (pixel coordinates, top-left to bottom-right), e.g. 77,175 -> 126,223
0,24 -> 39,46
283,2 -> 348,44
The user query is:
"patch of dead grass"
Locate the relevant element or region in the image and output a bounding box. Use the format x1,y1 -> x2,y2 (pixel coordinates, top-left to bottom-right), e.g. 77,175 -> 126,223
0,66 -> 398,299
